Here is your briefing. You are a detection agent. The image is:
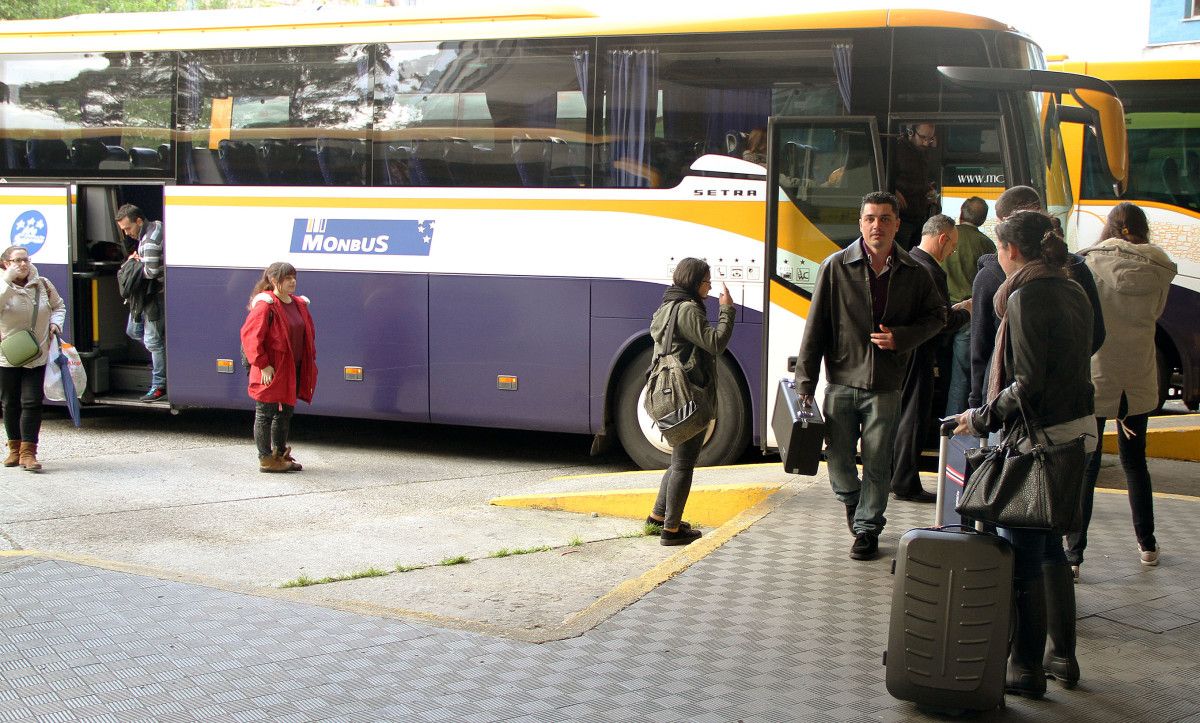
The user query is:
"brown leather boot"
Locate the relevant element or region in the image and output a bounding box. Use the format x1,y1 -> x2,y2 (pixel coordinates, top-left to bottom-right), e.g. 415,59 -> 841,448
19,442 -> 41,472
259,454 -> 290,473
3,440 -> 20,467
280,446 -> 302,472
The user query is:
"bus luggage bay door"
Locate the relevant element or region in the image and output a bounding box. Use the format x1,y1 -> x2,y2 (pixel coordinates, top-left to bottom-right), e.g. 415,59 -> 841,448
761,116 -> 883,450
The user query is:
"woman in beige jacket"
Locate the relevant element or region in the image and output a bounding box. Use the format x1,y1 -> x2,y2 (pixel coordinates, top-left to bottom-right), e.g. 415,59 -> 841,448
0,245 -> 67,471
1067,203 -> 1177,575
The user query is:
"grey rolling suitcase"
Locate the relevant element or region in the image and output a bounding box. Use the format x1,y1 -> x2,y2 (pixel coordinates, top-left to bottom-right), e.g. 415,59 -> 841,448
771,378 -> 824,475
884,425 -> 1013,713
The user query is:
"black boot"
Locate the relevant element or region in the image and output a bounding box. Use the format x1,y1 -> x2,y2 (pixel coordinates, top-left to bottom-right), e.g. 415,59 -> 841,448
1043,562 -> 1080,688
1007,575 -> 1048,699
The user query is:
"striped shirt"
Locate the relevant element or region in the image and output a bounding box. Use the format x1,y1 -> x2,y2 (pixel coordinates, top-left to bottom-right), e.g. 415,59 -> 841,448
139,220 -> 164,281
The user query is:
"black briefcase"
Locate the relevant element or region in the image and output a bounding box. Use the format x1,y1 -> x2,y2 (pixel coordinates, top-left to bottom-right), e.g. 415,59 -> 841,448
771,378 -> 825,475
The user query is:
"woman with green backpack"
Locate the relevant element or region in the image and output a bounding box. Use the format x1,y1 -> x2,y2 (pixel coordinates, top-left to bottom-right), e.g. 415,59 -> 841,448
0,245 -> 66,471
645,257 -> 734,546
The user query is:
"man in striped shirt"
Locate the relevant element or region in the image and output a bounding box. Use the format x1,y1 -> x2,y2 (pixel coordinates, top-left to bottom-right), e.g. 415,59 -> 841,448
115,204 -> 166,402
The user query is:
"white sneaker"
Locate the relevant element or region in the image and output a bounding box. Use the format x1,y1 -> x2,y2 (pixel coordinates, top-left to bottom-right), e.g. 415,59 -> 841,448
1139,545 -> 1159,567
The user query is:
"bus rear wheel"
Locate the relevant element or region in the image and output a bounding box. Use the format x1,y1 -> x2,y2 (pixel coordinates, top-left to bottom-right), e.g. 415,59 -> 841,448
614,347 -> 749,470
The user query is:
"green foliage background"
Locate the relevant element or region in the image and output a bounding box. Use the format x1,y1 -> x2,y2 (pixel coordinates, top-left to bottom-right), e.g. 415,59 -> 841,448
0,0 -> 232,20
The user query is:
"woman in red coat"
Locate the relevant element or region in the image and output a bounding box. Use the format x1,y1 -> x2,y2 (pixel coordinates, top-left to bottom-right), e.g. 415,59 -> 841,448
239,262 -> 317,472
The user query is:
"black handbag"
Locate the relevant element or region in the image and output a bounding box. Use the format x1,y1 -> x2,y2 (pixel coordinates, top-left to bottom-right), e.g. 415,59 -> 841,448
956,395 -> 1089,532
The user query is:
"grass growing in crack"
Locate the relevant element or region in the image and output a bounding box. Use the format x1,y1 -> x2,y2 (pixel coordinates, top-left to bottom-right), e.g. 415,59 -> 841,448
568,535 -> 583,547
394,563 -> 422,573
439,555 -> 470,566
511,545 -> 551,555
619,525 -> 659,539
279,566 -> 388,589
489,548 -> 512,558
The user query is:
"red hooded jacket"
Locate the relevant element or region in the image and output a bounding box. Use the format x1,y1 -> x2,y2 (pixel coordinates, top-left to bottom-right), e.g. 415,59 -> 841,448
240,291 -> 317,406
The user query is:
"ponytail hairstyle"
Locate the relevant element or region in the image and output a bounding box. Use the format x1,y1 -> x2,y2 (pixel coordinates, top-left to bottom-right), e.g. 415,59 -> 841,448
995,210 -> 1068,268
1098,201 -> 1150,245
248,261 -> 298,308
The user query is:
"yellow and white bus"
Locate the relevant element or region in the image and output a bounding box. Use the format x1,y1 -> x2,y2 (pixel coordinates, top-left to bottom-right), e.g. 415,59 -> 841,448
1053,58 -> 1200,411
0,5 -> 1124,466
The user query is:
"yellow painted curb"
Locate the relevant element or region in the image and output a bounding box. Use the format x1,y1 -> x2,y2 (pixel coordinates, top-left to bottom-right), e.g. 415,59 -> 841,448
1102,426 -> 1200,462
489,481 -> 781,528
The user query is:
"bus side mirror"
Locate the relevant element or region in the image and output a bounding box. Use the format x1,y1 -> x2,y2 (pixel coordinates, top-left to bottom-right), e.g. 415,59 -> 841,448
937,65 -> 1129,195
1064,88 -> 1128,196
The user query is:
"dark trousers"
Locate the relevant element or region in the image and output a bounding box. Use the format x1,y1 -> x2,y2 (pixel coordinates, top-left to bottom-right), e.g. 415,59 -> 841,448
1001,527 -> 1067,581
890,350 -> 934,496
653,431 -> 704,529
254,401 -> 294,458
1,365 -> 45,444
1066,406 -> 1154,565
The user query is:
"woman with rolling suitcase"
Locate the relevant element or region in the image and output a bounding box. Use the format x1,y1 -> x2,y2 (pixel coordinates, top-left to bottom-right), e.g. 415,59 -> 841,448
953,210 -> 1096,697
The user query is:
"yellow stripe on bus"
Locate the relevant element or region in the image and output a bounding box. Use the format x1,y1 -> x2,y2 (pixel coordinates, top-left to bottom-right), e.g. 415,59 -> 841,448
770,279 -> 811,319
168,195 -> 767,242
0,195 -> 68,205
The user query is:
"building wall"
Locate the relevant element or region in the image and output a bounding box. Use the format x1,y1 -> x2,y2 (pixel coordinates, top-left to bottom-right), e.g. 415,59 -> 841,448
1149,0 -> 1200,45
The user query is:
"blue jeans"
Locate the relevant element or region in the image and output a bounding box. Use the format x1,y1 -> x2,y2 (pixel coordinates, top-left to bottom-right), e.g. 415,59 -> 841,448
127,313 -> 166,389
823,384 -> 901,536
945,326 -> 971,416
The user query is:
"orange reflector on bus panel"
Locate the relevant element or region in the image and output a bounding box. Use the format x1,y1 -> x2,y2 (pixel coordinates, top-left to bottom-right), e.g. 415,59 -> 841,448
344,366 -> 363,381
497,375 -> 518,391
217,359 -> 234,374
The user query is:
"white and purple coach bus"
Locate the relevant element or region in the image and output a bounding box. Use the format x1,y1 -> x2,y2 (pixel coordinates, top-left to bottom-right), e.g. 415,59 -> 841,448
0,4 -> 1125,468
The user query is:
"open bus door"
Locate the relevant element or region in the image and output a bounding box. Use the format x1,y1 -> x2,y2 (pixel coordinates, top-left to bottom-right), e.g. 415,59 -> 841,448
761,116 -> 883,450
0,182 -> 73,341
71,182 -> 168,407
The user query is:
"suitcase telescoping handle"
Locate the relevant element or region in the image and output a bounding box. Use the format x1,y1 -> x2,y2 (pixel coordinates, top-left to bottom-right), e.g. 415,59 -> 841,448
934,419 -> 956,528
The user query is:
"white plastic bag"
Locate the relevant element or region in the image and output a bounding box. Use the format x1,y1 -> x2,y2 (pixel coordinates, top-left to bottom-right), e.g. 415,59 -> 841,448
43,336 -> 86,401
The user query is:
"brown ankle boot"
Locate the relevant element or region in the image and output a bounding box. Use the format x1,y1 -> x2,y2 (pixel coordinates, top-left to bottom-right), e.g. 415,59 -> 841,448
4,440 -> 20,467
19,442 -> 41,472
259,454 -> 290,473
280,446 -> 302,472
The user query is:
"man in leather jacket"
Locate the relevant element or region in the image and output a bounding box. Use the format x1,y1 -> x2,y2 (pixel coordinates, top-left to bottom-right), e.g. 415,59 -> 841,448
795,191 -> 945,561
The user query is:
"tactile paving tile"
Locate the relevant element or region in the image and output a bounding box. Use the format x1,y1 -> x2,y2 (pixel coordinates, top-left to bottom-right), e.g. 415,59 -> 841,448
1,484 -> 1199,721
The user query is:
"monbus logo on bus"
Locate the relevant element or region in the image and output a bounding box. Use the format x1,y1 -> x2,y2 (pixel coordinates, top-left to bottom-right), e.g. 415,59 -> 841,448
289,218 -> 435,256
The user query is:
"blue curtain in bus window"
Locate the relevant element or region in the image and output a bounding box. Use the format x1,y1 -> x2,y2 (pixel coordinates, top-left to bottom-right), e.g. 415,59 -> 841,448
699,89 -> 771,156
609,49 -> 658,188
833,42 -> 852,113
573,50 -> 590,103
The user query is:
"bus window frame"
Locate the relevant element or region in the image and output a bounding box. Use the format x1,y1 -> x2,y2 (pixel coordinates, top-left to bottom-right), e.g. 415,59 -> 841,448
886,112 -> 1014,201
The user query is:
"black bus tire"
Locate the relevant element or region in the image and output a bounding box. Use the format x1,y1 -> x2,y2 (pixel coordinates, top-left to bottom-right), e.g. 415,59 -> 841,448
614,347 -> 750,470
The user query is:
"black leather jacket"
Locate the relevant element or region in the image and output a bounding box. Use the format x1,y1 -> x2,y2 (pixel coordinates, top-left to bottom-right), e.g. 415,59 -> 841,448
796,240 -> 946,395
971,276 -> 1095,433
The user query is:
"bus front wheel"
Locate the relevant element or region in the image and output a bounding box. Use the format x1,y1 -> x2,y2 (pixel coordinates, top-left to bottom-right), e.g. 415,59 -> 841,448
614,348 -> 750,470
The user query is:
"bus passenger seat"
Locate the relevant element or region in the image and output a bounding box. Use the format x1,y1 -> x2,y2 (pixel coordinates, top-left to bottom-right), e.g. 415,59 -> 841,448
26,138 -> 70,169
71,138 -> 107,169
217,139 -> 265,184
1163,157 -> 1184,201
316,140 -> 363,185
99,145 -> 132,171
1,139 -> 27,171
129,147 -> 159,170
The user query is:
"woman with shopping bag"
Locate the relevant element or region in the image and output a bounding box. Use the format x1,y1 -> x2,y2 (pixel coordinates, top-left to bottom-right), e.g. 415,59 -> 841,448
239,262 -> 317,473
0,245 -> 67,471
